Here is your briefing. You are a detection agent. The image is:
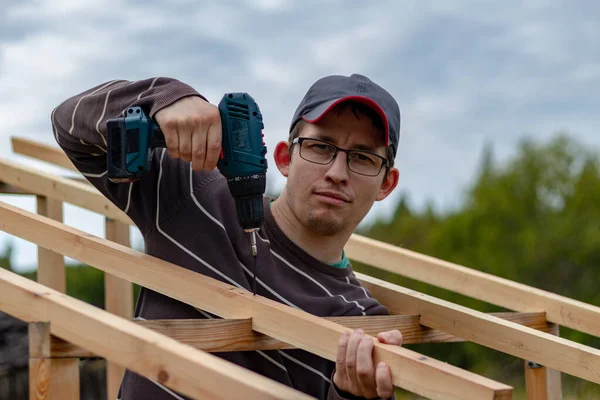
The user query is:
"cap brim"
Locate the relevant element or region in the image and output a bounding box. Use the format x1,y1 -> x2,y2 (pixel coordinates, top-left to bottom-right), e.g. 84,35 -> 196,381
301,96 -> 389,147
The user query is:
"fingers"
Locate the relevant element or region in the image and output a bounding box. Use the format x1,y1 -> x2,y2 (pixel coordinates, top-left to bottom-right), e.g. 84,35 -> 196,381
375,362 -> 394,399
179,128 -> 193,163
155,96 -> 221,171
161,119 -> 180,160
203,120 -> 222,170
344,329 -> 364,394
377,329 -> 403,346
356,335 -> 376,398
373,330 -> 401,398
333,331 -> 351,390
334,329 -> 398,399
190,124 -> 206,171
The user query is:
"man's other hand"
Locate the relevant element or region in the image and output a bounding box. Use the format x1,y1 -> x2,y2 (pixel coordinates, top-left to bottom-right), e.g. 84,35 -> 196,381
333,329 -> 402,399
155,96 -> 222,171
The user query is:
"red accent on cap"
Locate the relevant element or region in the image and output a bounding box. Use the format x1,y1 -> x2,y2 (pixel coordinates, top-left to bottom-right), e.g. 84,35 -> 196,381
301,96 -> 389,147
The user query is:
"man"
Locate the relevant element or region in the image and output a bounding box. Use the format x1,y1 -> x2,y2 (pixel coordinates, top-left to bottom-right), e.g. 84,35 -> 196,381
52,73 -> 402,400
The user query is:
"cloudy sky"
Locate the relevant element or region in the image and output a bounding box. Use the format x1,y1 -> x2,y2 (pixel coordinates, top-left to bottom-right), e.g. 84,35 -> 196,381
1,0 -> 599,270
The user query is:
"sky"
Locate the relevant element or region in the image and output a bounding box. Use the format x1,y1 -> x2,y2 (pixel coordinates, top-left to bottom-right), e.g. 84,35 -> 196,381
1,0 -> 599,271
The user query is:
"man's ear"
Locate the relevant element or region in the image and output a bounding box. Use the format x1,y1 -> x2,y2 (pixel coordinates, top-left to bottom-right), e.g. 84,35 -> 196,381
376,167 -> 400,201
274,141 -> 292,177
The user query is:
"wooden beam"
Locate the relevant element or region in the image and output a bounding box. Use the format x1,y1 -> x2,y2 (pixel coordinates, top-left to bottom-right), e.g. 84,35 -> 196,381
357,272 -> 600,384
0,157 -> 133,225
3,269 -> 310,400
104,219 -> 133,320
31,199 -> 72,399
36,197 -> 65,293
29,322 -> 79,400
4,143 -> 599,341
525,360 -> 548,400
12,137 -> 77,171
0,179 -> 89,196
546,368 -> 563,400
30,321 -> 52,359
249,293 -> 511,399
104,218 -> 133,400
0,200 -> 512,400
0,182 -> 33,195
345,234 -> 600,337
46,312 -> 553,358
524,323 -> 562,400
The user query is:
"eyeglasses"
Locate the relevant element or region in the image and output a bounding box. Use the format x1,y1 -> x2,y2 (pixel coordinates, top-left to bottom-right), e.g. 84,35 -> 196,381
292,137 -> 389,177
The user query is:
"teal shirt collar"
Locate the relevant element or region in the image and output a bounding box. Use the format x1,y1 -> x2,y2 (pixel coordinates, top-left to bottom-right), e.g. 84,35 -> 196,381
330,249 -> 350,269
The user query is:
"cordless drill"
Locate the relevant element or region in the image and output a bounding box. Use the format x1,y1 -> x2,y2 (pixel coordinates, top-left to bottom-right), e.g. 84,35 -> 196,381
106,93 -> 268,293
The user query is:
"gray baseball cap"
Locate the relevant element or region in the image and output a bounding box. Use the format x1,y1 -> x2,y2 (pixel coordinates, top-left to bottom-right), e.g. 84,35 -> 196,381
290,74 -> 401,159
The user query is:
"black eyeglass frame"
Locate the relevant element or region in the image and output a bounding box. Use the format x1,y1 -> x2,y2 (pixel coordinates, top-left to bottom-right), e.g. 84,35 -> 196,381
291,137 -> 390,177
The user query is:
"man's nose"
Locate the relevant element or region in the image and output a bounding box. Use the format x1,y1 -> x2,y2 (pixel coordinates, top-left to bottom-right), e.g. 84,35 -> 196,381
324,151 -> 349,183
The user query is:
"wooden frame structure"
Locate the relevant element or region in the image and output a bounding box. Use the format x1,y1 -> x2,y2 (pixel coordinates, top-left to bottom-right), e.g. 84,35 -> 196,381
0,137 -> 599,399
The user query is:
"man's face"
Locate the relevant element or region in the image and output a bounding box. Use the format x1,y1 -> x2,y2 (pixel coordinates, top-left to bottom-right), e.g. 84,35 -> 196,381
281,106 -> 397,237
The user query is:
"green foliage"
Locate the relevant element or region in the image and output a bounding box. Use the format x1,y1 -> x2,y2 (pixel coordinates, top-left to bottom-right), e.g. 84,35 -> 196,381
0,241 -> 14,272
357,134 -> 600,398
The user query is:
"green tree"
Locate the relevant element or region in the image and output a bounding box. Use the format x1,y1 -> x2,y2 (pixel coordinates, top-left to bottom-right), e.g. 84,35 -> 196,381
355,134 -> 600,398
0,241 -> 13,272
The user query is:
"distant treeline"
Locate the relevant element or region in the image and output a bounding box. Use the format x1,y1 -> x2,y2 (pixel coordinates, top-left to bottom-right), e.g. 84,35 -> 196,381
353,134 -> 600,398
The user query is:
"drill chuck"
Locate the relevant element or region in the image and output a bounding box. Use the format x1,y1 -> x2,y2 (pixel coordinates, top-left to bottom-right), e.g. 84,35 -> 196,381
235,195 -> 264,232
227,173 -> 266,231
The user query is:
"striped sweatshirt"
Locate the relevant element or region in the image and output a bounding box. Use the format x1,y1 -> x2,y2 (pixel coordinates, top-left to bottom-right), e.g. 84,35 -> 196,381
52,77 -> 393,400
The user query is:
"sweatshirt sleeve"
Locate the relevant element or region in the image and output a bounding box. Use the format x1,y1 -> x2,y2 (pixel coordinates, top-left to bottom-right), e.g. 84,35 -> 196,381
51,77 -> 206,235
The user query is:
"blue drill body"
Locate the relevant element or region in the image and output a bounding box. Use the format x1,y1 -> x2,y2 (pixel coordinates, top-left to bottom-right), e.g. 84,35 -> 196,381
106,93 -> 268,232
217,93 -> 268,181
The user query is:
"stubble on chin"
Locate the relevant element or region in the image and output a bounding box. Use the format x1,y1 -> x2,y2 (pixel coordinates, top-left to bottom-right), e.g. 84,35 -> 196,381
305,209 -> 347,236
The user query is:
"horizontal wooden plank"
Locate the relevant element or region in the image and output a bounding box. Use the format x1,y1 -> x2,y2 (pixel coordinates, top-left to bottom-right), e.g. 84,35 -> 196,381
0,268 -> 310,400
357,272 -> 600,385
48,312 -> 552,358
0,200 -> 512,400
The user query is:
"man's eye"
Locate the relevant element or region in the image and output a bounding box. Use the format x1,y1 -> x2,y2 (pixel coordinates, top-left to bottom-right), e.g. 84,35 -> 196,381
309,143 -> 332,152
350,152 -> 377,164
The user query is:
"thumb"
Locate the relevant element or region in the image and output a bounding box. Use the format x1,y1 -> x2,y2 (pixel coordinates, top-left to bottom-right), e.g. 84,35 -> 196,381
377,330 -> 403,345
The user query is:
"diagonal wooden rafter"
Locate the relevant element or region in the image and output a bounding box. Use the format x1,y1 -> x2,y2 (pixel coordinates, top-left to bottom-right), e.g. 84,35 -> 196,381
12,137 -> 78,170
0,156 -> 133,224
0,199 -> 512,400
344,235 -> 600,337
357,273 -> 600,384
0,268 -> 311,400
8,136 -> 600,339
0,182 -> 33,195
